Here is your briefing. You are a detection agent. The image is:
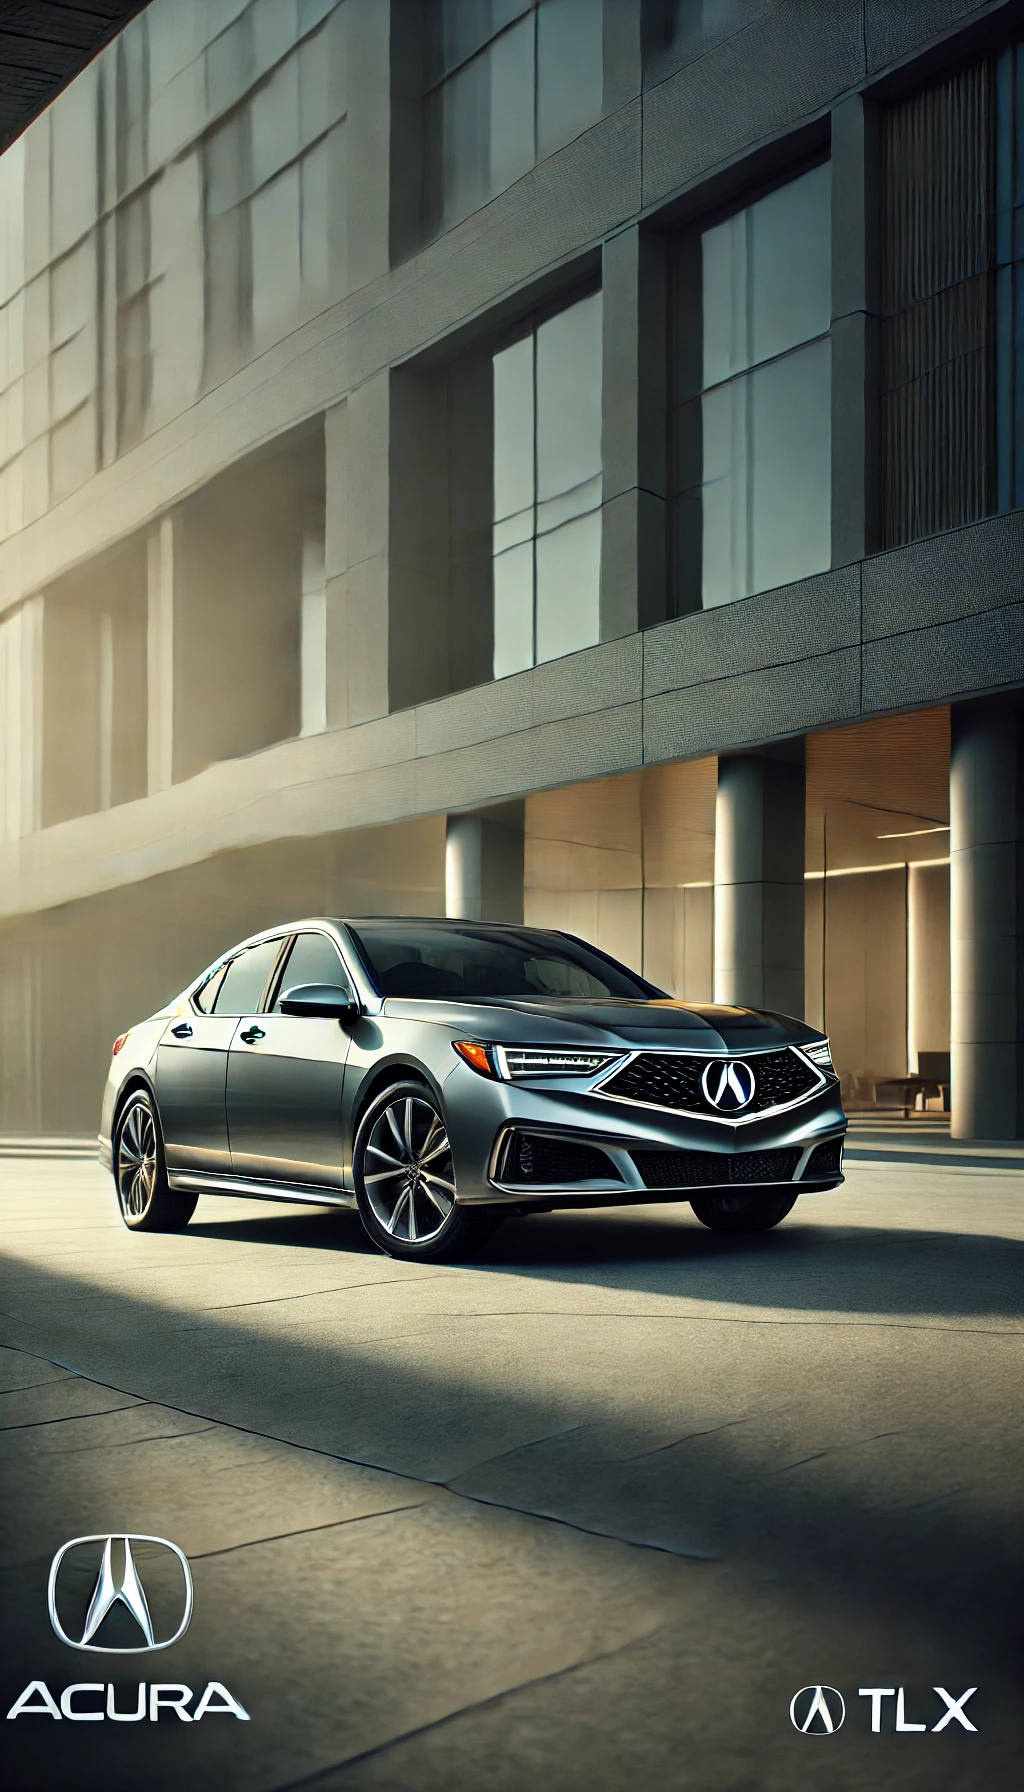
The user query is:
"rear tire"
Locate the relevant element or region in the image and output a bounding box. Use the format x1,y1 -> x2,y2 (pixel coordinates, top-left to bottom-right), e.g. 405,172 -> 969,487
114,1091 -> 198,1232
353,1080 -> 502,1263
690,1190 -> 797,1233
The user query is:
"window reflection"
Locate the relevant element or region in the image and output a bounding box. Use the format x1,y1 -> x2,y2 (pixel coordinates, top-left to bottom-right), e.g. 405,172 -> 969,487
672,163 -> 832,609
428,0 -> 603,234
492,291 -> 603,677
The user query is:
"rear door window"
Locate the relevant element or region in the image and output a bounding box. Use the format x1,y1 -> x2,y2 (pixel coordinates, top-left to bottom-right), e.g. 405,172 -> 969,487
193,964 -> 227,1013
214,939 -> 285,1016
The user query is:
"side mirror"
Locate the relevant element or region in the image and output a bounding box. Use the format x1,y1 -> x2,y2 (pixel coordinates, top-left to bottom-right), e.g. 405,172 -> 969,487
279,983 -> 361,1024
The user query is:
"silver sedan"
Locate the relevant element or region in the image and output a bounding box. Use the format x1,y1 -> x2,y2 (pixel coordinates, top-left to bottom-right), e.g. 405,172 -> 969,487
99,917 -> 847,1262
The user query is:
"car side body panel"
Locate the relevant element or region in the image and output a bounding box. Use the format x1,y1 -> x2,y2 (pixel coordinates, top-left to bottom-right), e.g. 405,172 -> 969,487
98,919 -> 846,1216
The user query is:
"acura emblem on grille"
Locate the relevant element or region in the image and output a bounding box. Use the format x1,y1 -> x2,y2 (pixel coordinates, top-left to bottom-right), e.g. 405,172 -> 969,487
701,1059 -> 756,1112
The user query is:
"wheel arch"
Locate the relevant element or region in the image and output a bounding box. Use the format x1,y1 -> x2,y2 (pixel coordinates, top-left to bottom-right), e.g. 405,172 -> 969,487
350,1060 -> 440,1137
111,1072 -> 159,1148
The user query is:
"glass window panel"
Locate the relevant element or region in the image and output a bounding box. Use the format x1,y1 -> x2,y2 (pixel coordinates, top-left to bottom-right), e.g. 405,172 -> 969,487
493,335 -> 534,522
700,336 -> 831,606
536,290 -> 602,502
251,166 -> 301,338
440,0 -> 531,77
749,335 -> 831,594
702,163 -> 831,386
493,508 -> 534,553
193,964 -> 226,1014
699,374 -> 750,606
536,471 -> 602,534
535,508 -> 601,664
493,540 -> 534,678
438,55 -> 489,227
537,0 -> 604,160
251,55 -> 300,190
215,938 -> 284,1016
489,17 -> 536,198
273,931 -> 346,1009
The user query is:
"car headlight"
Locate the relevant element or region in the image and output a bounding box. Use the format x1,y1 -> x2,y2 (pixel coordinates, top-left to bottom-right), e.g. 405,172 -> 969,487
453,1042 -> 618,1080
802,1039 -> 834,1071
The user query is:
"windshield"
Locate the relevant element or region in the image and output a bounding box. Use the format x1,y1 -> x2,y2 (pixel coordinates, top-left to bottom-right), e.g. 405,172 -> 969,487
346,923 -> 655,1000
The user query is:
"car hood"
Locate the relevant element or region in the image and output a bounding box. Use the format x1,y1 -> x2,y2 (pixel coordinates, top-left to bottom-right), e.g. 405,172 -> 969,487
382,995 -> 819,1051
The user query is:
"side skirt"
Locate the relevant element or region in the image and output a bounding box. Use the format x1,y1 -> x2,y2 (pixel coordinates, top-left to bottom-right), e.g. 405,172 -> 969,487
167,1169 -> 357,1210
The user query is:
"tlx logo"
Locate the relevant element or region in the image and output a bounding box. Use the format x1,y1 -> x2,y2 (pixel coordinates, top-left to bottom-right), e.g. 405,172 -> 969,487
790,1685 -> 978,1735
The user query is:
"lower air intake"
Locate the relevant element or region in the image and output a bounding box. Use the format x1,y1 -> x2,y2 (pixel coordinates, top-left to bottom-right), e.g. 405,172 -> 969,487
804,1137 -> 844,1177
631,1147 -> 802,1190
501,1133 -> 621,1185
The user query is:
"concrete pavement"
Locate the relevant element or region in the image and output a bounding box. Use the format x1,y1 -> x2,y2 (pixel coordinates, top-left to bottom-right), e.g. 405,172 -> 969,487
1,1153 -> 1021,1789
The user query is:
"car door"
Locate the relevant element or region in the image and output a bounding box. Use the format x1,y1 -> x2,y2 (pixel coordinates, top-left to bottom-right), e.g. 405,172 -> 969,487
225,928 -> 353,1187
154,937 -> 283,1174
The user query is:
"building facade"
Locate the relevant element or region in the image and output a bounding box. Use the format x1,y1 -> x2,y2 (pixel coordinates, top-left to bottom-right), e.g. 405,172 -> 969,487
0,0 -> 1021,1140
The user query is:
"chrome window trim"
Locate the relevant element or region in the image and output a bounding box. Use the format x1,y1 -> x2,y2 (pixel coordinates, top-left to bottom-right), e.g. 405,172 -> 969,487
591,1044 -> 828,1126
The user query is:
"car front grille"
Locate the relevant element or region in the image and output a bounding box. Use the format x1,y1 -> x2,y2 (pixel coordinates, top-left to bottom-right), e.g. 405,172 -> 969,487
631,1147 -> 803,1189
499,1133 -> 621,1186
600,1048 -> 821,1117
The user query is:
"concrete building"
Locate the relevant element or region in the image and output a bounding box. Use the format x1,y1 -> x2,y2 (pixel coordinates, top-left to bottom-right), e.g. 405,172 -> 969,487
0,0 -> 1021,1140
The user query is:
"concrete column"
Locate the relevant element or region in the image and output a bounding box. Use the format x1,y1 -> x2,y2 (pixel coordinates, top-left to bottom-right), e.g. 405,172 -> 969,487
0,597 -> 43,841
600,226 -> 668,639
950,701 -> 1024,1139
325,386 -> 390,729
446,804 -> 525,925
830,93 -> 880,565
714,749 -> 805,1017
300,516 -> 327,737
147,516 -> 175,794
907,861 -> 950,1077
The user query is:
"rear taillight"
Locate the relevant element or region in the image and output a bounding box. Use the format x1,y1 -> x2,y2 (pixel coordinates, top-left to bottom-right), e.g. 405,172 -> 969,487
112,1034 -> 129,1056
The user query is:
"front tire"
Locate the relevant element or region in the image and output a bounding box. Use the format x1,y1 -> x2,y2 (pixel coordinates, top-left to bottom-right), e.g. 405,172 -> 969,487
114,1091 -> 198,1232
690,1190 -> 797,1233
353,1080 -> 502,1262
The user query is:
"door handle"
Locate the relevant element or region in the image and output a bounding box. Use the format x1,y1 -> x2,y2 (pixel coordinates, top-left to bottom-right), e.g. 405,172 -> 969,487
239,1026 -> 265,1045
170,1023 -> 193,1039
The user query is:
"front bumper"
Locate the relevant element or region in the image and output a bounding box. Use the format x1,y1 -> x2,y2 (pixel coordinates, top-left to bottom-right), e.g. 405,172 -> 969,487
442,1060 -> 846,1207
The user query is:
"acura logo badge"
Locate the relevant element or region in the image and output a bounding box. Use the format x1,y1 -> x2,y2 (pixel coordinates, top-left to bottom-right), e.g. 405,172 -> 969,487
47,1535 -> 193,1653
701,1059 -> 756,1112
790,1685 -> 846,1733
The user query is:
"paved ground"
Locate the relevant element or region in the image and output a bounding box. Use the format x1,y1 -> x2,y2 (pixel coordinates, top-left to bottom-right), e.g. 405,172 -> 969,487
1,1151 -> 1021,1791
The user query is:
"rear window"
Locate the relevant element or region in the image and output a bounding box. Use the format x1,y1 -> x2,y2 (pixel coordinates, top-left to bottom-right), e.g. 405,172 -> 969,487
347,923 -> 651,1000
214,939 -> 284,1016
193,964 -> 226,1014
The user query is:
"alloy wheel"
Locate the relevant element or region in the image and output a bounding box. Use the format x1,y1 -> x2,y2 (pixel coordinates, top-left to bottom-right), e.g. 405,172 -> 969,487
117,1100 -> 157,1220
363,1096 -> 456,1243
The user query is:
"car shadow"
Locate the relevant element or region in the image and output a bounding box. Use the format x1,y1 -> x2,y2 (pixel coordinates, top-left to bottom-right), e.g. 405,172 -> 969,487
187,1199 -> 1024,1322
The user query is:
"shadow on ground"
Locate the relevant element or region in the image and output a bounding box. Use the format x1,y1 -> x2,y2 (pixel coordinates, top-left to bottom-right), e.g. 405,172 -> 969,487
186,1201 -> 1024,1322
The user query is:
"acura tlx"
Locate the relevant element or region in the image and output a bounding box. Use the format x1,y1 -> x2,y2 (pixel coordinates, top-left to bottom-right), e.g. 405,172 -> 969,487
99,917 -> 846,1262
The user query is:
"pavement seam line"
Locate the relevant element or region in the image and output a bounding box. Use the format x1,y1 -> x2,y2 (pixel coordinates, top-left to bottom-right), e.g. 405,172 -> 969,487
268,1622 -> 670,1791
0,1400 -> 148,1432
188,1501 -> 435,1561
0,1339 -> 715,1561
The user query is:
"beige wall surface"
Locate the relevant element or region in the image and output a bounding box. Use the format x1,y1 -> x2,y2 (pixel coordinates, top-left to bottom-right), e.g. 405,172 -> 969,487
0,813 -> 444,1134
